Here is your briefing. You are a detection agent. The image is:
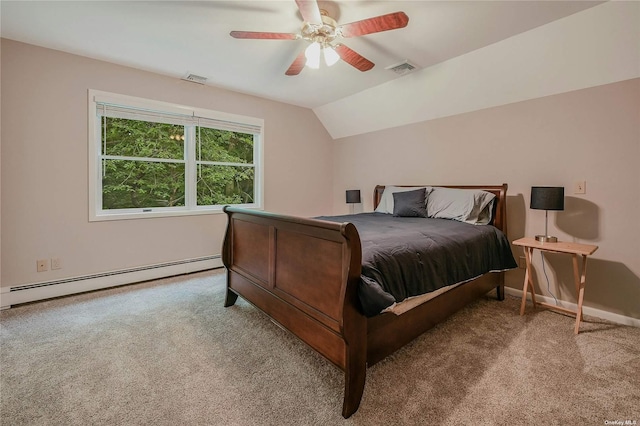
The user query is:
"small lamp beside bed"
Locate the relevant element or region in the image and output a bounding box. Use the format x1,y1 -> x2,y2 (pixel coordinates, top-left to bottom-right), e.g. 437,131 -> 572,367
346,189 -> 361,214
530,186 -> 564,243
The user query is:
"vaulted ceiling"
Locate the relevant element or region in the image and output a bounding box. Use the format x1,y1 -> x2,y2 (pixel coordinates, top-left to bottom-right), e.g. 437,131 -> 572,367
1,1 -> 603,110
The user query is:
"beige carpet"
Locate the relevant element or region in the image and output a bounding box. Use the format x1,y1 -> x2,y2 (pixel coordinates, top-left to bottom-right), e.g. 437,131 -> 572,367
1,269 -> 638,425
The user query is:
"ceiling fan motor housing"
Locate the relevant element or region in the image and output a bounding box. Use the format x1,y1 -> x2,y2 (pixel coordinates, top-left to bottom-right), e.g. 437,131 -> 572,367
301,10 -> 338,45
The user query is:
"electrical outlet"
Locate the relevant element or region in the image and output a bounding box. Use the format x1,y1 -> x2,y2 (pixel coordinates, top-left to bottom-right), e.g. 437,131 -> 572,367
51,257 -> 61,270
574,180 -> 586,194
519,256 -> 527,269
36,259 -> 49,272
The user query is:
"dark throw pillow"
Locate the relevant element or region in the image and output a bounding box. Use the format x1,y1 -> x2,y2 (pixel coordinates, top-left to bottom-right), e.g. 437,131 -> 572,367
392,188 -> 428,217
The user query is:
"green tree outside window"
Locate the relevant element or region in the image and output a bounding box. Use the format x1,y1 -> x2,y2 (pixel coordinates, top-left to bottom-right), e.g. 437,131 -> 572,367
102,117 -> 255,210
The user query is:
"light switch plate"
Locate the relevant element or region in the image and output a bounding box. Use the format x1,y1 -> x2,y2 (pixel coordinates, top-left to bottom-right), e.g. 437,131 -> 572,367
574,180 -> 586,194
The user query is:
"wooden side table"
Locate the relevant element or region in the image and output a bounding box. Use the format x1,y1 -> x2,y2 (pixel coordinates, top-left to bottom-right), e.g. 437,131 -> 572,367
513,237 -> 598,334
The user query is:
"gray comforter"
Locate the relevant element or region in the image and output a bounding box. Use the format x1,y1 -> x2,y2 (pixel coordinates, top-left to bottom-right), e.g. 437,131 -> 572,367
317,213 -> 517,316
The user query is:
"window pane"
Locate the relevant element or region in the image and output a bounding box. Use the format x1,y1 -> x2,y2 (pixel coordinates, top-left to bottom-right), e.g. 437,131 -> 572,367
196,127 -> 253,163
104,117 -> 184,160
103,159 -> 185,209
197,164 -> 254,205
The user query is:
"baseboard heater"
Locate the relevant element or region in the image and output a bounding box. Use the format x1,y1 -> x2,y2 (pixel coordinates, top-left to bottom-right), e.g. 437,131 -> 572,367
1,255 -> 223,308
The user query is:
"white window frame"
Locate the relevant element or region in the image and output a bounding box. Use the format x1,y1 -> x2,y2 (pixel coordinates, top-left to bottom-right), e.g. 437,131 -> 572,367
88,89 -> 264,221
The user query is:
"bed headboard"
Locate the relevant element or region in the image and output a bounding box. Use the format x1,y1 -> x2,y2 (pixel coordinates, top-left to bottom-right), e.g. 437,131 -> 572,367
373,184 -> 509,235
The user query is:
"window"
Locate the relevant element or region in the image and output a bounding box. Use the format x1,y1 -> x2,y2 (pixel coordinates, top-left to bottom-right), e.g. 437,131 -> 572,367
88,90 -> 263,221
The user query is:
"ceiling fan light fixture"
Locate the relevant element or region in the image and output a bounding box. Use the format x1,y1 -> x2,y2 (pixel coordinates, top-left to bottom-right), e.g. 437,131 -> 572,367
305,42 -> 321,69
323,46 -> 340,67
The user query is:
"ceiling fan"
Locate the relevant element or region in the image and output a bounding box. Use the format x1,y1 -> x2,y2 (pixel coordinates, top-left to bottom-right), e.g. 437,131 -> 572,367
230,0 -> 409,76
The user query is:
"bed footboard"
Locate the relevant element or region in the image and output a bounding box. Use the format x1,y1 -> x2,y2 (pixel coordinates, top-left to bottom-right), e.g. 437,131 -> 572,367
222,207 -> 367,418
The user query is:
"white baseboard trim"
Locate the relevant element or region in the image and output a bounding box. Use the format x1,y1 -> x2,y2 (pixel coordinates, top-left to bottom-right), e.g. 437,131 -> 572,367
1,255 -> 223,309
505,286 -> 640,328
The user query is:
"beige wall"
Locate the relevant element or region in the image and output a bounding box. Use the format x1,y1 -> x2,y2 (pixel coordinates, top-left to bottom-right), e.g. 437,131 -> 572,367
0,39 -> 334,288
2,37 -> 638,322
332,78 -> 640,320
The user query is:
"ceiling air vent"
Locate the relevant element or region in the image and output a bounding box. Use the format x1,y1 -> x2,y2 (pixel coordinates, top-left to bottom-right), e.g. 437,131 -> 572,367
182,73 -> 207,84
385,60 -> 419,76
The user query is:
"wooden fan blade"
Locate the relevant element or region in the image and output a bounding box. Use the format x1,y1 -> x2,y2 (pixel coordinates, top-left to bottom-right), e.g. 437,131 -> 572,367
334,44 -> 374,72
230,31 -> 298,40
285,50 -> 306,76
339,11 -> 409,38
295,0 -> 322,24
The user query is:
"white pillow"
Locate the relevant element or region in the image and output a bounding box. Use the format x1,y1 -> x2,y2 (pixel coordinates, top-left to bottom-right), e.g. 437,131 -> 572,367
375,186 -> 431,214
426,187 -> 496,225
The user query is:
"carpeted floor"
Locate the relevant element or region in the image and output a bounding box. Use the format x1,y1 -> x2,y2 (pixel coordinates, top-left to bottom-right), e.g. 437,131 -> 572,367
1,269 -> 638,425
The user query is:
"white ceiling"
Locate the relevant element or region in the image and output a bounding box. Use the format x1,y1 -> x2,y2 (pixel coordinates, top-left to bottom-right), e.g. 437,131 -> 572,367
1,1 -> 603,109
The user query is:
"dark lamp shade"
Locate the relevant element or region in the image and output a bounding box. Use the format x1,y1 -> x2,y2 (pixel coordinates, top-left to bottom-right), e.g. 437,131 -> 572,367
530,186 -> 564,211
346,190 -> 361,204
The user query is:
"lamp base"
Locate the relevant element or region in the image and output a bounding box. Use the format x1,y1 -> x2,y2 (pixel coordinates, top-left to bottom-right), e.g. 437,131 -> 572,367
535,235 -> 558,243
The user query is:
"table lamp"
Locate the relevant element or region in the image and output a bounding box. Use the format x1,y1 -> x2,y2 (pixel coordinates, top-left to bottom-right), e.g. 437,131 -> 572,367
530,186 -> 564,243
346,190 -> 361,214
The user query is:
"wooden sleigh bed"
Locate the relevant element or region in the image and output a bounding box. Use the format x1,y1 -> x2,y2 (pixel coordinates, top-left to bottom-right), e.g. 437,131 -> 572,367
222,184 -> 512,418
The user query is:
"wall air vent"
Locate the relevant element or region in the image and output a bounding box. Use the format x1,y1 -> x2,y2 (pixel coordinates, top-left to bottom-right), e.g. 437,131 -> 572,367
385,60 -> 419,76
182,73 -> 208,84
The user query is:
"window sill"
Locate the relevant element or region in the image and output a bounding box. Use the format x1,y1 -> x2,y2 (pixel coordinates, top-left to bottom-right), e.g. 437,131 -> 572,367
89,205 -> 263,222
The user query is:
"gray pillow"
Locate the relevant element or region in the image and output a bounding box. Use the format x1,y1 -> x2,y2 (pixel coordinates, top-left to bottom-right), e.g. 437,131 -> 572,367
393,188 -> 428,217
426,187 -> 496,224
